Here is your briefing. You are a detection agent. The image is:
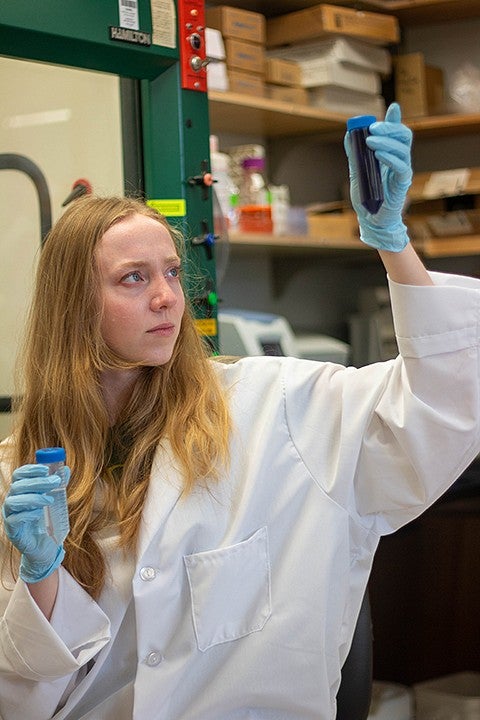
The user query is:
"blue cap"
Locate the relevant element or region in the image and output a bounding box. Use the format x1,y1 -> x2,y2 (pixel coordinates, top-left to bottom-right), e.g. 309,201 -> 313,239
347,115 -> 377,131
35,447 -> 66,463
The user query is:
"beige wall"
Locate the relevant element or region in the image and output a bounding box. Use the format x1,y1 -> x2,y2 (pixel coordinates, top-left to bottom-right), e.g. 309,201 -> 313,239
0,57 -> 125,440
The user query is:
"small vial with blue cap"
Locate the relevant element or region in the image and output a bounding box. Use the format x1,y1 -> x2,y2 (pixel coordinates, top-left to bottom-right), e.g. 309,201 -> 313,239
346,115 -> 384,215
35,447 -> 69,544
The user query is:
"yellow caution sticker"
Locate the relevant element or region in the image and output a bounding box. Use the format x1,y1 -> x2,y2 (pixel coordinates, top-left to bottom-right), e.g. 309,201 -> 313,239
195,318 -> 217,337
147,199 -> 186,217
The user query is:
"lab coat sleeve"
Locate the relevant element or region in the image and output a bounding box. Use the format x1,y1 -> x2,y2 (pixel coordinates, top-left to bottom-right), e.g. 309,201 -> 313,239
285,271 -> 480,535
0,566 -> 111,720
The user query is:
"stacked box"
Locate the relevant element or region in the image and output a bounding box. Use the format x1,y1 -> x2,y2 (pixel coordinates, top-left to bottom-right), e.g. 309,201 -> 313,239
269,36 -> 392,75
394,52 -> 445,118
268,36 -> 392,116
206,5 -> 267,97
206,5 -> 265,44
205,27 -> 228,92
264,5 -> 397,116
309,86 -> 385,116
266,4 -> 400,48
265,58 -> 309,104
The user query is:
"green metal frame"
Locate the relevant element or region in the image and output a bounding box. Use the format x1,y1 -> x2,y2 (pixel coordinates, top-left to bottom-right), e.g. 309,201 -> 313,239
0,0 -> 217,346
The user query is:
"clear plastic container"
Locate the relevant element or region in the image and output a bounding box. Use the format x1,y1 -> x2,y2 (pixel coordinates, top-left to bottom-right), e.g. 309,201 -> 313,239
209,135 -> 238,228
238,157 -> 273,233
346,114 -> 384,214
36,447 -> 69,545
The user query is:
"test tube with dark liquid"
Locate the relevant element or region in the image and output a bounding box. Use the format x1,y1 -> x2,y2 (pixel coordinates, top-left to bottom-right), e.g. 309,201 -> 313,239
347,115 -> 384,215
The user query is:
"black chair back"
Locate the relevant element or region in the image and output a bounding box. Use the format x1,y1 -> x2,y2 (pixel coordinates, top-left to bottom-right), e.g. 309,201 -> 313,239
336,590 -> 373,720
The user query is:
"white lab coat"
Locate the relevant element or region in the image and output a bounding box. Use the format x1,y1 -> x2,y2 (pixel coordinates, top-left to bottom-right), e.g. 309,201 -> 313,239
1,271 -> 480,720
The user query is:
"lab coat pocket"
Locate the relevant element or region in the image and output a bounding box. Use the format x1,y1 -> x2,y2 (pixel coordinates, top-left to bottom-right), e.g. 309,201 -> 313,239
184,526 -> 272,652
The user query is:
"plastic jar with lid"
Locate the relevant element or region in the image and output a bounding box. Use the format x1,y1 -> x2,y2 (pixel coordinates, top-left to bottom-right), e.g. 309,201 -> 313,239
238,157 -> 273,233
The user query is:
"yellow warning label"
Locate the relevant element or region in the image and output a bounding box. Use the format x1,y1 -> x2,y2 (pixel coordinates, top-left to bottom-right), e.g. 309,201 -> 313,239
147,199 -> 186,217
195,318 -> 217,337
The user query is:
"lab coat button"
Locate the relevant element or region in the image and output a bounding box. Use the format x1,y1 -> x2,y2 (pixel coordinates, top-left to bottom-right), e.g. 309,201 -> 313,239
140,566 -> 156,581
145,651 -> 163,667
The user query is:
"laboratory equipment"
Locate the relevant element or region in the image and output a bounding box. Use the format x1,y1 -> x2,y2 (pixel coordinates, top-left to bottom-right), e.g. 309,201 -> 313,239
218,309 -> 350,364
35,446 -> 69,545
219,310 -> 297,357
347,115 -> 384,214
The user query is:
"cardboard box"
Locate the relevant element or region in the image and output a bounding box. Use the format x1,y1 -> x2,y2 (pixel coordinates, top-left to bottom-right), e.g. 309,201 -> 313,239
268,36 -> 392,76
227,70 -> 265,97
265,58 -> 302,87
206,5 -> 265,44
224,38 -> 265,75
266,4 -> 400,49
394,53 -> 444,118
308,85 -> 385,117
298,58 -> 381,92
307,206 -> 359,245
267,85 -> 309,105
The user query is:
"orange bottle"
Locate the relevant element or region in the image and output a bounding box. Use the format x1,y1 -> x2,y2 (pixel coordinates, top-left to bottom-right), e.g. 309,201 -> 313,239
238,157 -> 273,233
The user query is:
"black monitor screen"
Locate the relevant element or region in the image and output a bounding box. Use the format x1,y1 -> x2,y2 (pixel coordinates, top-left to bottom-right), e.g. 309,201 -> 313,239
260,340 -> 284,356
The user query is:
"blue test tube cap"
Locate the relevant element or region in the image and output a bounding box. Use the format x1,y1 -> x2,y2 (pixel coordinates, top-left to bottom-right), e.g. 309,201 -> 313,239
35,447 -> 66,464
346,115 -> 377,131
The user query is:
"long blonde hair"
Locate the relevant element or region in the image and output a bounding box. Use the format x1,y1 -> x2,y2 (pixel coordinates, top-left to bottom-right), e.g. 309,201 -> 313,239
2,196 -> 231,598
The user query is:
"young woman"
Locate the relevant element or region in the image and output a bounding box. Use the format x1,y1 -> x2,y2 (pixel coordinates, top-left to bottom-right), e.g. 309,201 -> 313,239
1,104 -> 479,720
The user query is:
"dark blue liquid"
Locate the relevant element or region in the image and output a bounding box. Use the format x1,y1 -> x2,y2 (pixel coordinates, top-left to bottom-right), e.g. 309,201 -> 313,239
350,126 -> 383,214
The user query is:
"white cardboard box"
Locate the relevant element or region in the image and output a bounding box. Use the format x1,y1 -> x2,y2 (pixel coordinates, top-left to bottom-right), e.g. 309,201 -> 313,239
308,85 -> 385,117
205,27 -> 226,61
299,58 -> 381,92
206,61 -> 229,92
268,36 -> 392,76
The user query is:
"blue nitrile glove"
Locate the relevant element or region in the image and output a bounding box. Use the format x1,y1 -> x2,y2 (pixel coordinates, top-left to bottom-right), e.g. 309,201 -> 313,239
344,102 -> 413,252
2,463 -> 71,583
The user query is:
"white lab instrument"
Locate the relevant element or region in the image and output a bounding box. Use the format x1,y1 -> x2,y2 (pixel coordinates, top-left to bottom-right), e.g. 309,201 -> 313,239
218,309 -> 350,364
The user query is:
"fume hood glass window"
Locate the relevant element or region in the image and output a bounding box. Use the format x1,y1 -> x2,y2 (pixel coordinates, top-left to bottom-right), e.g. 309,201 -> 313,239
0,56 -> 125,439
